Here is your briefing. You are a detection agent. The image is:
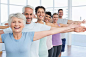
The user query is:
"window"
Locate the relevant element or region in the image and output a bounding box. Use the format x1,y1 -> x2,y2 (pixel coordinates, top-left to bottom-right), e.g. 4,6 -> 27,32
46,8 -> 53,15
9,0 -> 26,5
1,4 -> 8,23
54,0 -> 68,7
72,6 -> 86,35
28,0 -> 40,8
9,5 -> 23,14
28,0 -> 40,14
72,0 -> 86,6
1,0 -> 7,4
72,7 -> 86,21
41,0 -> 53,7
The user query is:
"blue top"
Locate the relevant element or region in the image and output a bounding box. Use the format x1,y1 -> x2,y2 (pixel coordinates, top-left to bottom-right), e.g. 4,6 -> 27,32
1,32 -> 34,57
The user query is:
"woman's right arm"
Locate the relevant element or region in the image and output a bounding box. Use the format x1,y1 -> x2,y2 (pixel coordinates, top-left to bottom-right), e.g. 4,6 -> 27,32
0,35 -> 3,43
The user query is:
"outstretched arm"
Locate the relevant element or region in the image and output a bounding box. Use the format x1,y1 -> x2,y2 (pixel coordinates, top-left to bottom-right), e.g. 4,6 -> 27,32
0,26 -> 9,29
67,20 -> 86,25
59,23 -> 85,33
33,24 -> 79,41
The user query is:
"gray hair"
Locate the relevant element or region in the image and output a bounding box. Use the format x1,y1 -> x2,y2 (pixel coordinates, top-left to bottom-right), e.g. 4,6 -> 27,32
22,5 -> 34,14
8,13 -> 26,26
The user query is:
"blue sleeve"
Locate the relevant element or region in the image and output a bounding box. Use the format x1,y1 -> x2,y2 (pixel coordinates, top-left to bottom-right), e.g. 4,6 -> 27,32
1,34 -> 7,43
27,32 -> 35,42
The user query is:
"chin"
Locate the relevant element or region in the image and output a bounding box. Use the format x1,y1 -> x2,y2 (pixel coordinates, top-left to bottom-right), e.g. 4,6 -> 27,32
13,30 -> 21,33
26,21 -> 31,23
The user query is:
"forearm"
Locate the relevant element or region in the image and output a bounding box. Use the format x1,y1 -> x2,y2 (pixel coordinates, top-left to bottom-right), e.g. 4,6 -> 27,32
60,28 -> 74,33
33,31 -> 51,41
73,21 -> 82,25
0,26 -> 9,29
60,24 -> 69,27
50,27 -> 71,34
67,20 -> 82,25
33,27 -> 71,41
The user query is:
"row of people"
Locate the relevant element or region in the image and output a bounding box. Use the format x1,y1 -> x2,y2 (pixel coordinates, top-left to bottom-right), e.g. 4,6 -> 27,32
0,5 -> 86,57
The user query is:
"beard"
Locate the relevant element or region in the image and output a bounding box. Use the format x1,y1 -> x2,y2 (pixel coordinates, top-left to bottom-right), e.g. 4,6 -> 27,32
26,17 -> 32,23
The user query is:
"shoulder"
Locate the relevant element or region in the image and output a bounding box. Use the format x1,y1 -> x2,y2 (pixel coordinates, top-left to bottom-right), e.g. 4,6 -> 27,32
1,33 -> 12,40
22,32 -> 34,36
1,33 -> 12,36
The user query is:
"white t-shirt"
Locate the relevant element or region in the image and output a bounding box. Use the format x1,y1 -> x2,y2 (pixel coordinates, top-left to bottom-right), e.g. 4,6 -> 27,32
57,18 -> 68,39
3,22 -> 51,57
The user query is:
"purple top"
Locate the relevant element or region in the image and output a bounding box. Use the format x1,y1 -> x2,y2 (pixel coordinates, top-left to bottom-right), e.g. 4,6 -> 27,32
52,33 -> 62,46
52,24 -> 62,46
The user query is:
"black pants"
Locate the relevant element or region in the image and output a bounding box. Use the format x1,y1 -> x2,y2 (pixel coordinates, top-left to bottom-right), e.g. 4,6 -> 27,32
48,47 -> 54,57
53,45 -> 62,57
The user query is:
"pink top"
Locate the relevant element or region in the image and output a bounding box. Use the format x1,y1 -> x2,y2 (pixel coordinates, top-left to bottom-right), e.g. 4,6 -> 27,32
46,35 -> 53,50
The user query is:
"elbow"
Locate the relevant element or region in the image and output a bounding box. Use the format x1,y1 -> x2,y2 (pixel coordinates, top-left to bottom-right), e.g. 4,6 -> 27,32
0,32 -> 4,35
33,38 -> 36,41
33,39 -> 35,41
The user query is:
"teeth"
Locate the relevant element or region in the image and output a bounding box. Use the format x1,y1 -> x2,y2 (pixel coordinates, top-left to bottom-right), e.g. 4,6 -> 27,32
39,16 -> 42,17
14,27 -> 20,29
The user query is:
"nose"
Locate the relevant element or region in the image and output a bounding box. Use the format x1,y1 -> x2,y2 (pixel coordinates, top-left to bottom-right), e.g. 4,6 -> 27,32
27,15 -> 31,18
40,12 -> 42,15
15,22 -> 18,26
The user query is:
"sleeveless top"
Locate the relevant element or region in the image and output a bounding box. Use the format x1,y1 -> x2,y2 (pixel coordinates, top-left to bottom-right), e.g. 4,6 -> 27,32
39,22 -> 50,57
46,35 -> 53,50
52,24 -> 62,46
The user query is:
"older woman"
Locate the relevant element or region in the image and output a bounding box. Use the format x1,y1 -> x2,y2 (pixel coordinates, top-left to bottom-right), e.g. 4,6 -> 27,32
0,13 -> 79,57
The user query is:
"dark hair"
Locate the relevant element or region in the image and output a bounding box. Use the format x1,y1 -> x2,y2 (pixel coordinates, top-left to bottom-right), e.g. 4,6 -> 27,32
52,13 -> 58,17
58,9 -> 63,13
45,12 -> 52,17
35,6 -> 45,14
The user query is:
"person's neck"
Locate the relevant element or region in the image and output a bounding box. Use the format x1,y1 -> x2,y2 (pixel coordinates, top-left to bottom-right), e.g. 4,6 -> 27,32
59,16 -> 62,19
53,21 -> 57,24
44,21 -> 50,23
37,19 -> 44,24
13,32 -> 22,40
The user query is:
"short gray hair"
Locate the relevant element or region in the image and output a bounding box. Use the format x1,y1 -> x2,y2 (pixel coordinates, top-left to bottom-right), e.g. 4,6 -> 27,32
8,13 -> 26,26
22,5 -> 34,14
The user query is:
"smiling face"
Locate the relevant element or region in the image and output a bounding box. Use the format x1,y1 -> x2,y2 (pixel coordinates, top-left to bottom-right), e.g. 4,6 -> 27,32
23,7 -> 34,24
53,15 -> 58,23
58,10 -> 63,17
36,8 -> 45,21
10,17 -> 24,33
44,14 -> 51,22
